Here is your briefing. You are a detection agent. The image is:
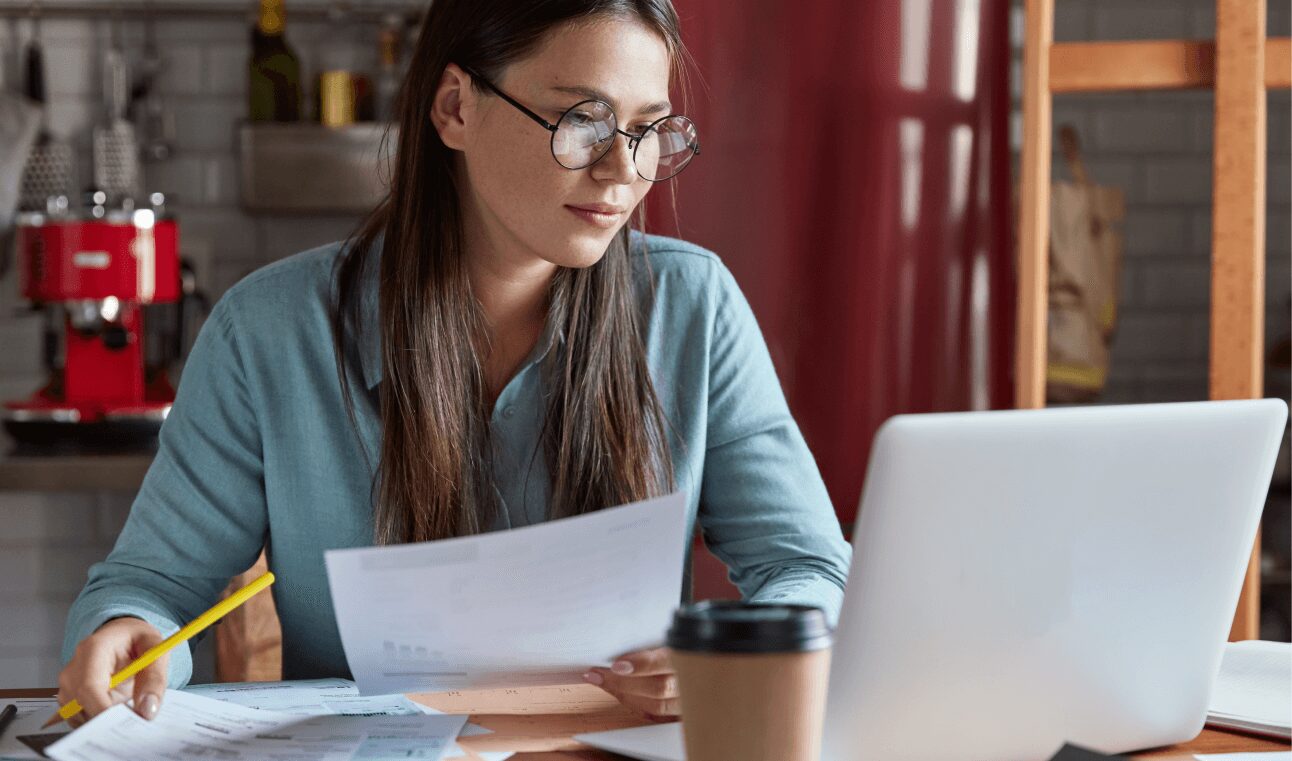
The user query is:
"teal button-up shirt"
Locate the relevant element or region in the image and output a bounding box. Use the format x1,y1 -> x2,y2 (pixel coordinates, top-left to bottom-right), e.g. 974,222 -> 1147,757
62,232 -> 852,686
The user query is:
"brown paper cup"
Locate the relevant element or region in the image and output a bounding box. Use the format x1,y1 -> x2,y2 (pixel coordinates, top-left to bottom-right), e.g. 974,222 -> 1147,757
667,602 -> 833,761
671,647 -> 831,761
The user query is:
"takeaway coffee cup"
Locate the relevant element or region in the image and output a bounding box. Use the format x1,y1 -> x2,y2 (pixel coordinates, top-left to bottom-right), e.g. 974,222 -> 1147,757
666,601 -> 833,761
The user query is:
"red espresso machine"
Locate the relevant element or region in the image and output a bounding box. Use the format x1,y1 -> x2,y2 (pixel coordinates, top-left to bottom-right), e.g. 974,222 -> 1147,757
4,194 -> 181,447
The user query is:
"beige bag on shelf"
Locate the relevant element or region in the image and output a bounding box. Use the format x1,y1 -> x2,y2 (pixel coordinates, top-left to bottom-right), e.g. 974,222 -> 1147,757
1046,126 -> 1125,404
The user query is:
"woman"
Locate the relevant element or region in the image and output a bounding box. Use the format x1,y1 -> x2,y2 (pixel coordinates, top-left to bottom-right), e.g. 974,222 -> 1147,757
58,0 -> 850,725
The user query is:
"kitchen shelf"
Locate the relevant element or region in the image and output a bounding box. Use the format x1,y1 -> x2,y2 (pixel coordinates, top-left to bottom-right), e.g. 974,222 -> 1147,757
238,122 -> 397,214
0,456 -> 150,491
0,451 -> 152,491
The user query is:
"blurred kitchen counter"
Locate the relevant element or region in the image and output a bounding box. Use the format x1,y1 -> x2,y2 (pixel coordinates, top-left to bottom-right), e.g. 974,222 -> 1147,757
0,432 -> 152,491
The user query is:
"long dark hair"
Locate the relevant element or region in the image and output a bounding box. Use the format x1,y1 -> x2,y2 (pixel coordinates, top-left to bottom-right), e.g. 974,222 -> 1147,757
331,0 -> 686,544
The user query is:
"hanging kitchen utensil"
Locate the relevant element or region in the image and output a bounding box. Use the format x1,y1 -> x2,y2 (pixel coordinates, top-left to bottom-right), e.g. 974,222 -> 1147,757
135,0 -> 174,161
0,95 -> 40,222
0,74 -> 42,280
19,0 -> 76,213
93,7 -> 141,204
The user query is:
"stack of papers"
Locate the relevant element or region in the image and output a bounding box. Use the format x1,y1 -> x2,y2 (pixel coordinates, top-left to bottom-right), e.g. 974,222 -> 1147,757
0,680 -> 513,761
42,690 -> 468,761
183,679 -> 509,760
1207,640 -> 1292,739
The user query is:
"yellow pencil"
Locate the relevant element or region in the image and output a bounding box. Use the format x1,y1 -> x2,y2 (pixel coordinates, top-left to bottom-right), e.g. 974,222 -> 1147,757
43,571 -> 276,728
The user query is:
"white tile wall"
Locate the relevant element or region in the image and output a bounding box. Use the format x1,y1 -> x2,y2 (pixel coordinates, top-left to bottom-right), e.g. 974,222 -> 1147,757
1090,0 -> 1194,40
0,492 -> 217,687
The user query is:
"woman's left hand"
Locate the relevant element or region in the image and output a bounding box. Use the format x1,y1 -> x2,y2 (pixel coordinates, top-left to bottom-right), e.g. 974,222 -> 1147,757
583,647 -> 679,719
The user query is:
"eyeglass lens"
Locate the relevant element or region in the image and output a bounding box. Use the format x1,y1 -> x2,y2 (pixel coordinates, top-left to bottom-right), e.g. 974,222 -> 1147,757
551,101 -> 698,181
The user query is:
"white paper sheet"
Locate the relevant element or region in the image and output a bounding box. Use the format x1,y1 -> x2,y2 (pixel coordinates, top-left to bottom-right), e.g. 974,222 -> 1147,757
44,689 -> 467,761
575,721 -> 685,761
183,678 -> 361,714
325,491 -> 689,694
1208,640 -> 1292,738
1194,754 -> 1292,761
183,678 -> 502,758
0,697 -> 60,760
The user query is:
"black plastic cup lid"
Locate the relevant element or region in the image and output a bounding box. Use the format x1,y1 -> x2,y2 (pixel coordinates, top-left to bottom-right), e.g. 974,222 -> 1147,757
666,601 -> 833,654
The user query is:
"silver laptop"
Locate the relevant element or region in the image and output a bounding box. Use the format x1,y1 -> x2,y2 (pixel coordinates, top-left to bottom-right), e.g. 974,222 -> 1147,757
821,399 -> 1288,761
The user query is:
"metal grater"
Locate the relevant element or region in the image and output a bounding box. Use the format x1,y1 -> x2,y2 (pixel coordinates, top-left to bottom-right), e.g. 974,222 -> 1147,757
18,11 -> 76,213
93,45 -> 140,203
19,139 -> 75,212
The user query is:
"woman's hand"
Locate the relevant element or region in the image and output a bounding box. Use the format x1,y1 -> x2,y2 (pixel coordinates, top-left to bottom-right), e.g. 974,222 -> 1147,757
583,647 -> 679,719
57,617 -> 169,727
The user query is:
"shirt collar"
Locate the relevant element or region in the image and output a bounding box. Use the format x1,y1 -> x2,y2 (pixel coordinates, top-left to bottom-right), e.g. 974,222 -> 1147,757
353,238 -> 566,391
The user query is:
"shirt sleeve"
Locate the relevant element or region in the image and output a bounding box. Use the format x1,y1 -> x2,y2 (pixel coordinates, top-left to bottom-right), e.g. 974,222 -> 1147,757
61,296 -> 269,687
696,263 -> 853,625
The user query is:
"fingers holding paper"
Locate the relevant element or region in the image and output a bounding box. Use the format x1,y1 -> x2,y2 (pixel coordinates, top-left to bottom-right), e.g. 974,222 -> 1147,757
583,646 -> 680,719
57,617 -> 170,726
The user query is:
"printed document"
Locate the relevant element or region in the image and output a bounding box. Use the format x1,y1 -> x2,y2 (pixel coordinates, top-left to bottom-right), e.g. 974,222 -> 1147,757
325,491 -> 689,694
185,677 -> 433,716
43,689 -> 467,761
182,679 -> 504,759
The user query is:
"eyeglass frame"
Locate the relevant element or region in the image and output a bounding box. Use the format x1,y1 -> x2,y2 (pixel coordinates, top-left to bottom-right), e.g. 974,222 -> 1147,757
459,65 -> 700,182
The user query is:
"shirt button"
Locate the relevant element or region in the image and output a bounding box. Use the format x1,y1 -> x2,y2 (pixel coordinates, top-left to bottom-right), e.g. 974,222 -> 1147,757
502,406 -> 515,419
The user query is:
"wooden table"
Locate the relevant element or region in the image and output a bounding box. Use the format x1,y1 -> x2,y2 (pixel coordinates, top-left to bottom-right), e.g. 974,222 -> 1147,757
2,687 -> 1286,760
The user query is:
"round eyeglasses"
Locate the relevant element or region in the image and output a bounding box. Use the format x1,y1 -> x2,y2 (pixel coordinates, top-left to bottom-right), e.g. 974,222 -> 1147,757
462,66 -> 700,182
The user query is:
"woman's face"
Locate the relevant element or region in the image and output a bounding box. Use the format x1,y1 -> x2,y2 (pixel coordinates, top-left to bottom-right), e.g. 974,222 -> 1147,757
444,17 -> 673,271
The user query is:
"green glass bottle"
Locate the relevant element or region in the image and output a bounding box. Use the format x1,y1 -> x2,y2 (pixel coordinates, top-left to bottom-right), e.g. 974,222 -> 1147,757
248,0 -> 301,122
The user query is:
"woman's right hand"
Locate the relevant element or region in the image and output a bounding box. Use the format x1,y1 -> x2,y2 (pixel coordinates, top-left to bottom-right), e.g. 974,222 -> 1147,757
57,617 -> 169,727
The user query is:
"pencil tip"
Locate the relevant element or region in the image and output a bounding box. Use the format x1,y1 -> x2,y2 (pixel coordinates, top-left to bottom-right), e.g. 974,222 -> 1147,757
40,713 -> 63,729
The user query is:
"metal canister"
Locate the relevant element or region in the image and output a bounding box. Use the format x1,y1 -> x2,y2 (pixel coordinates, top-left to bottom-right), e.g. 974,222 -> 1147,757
320,71 -> 356,127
